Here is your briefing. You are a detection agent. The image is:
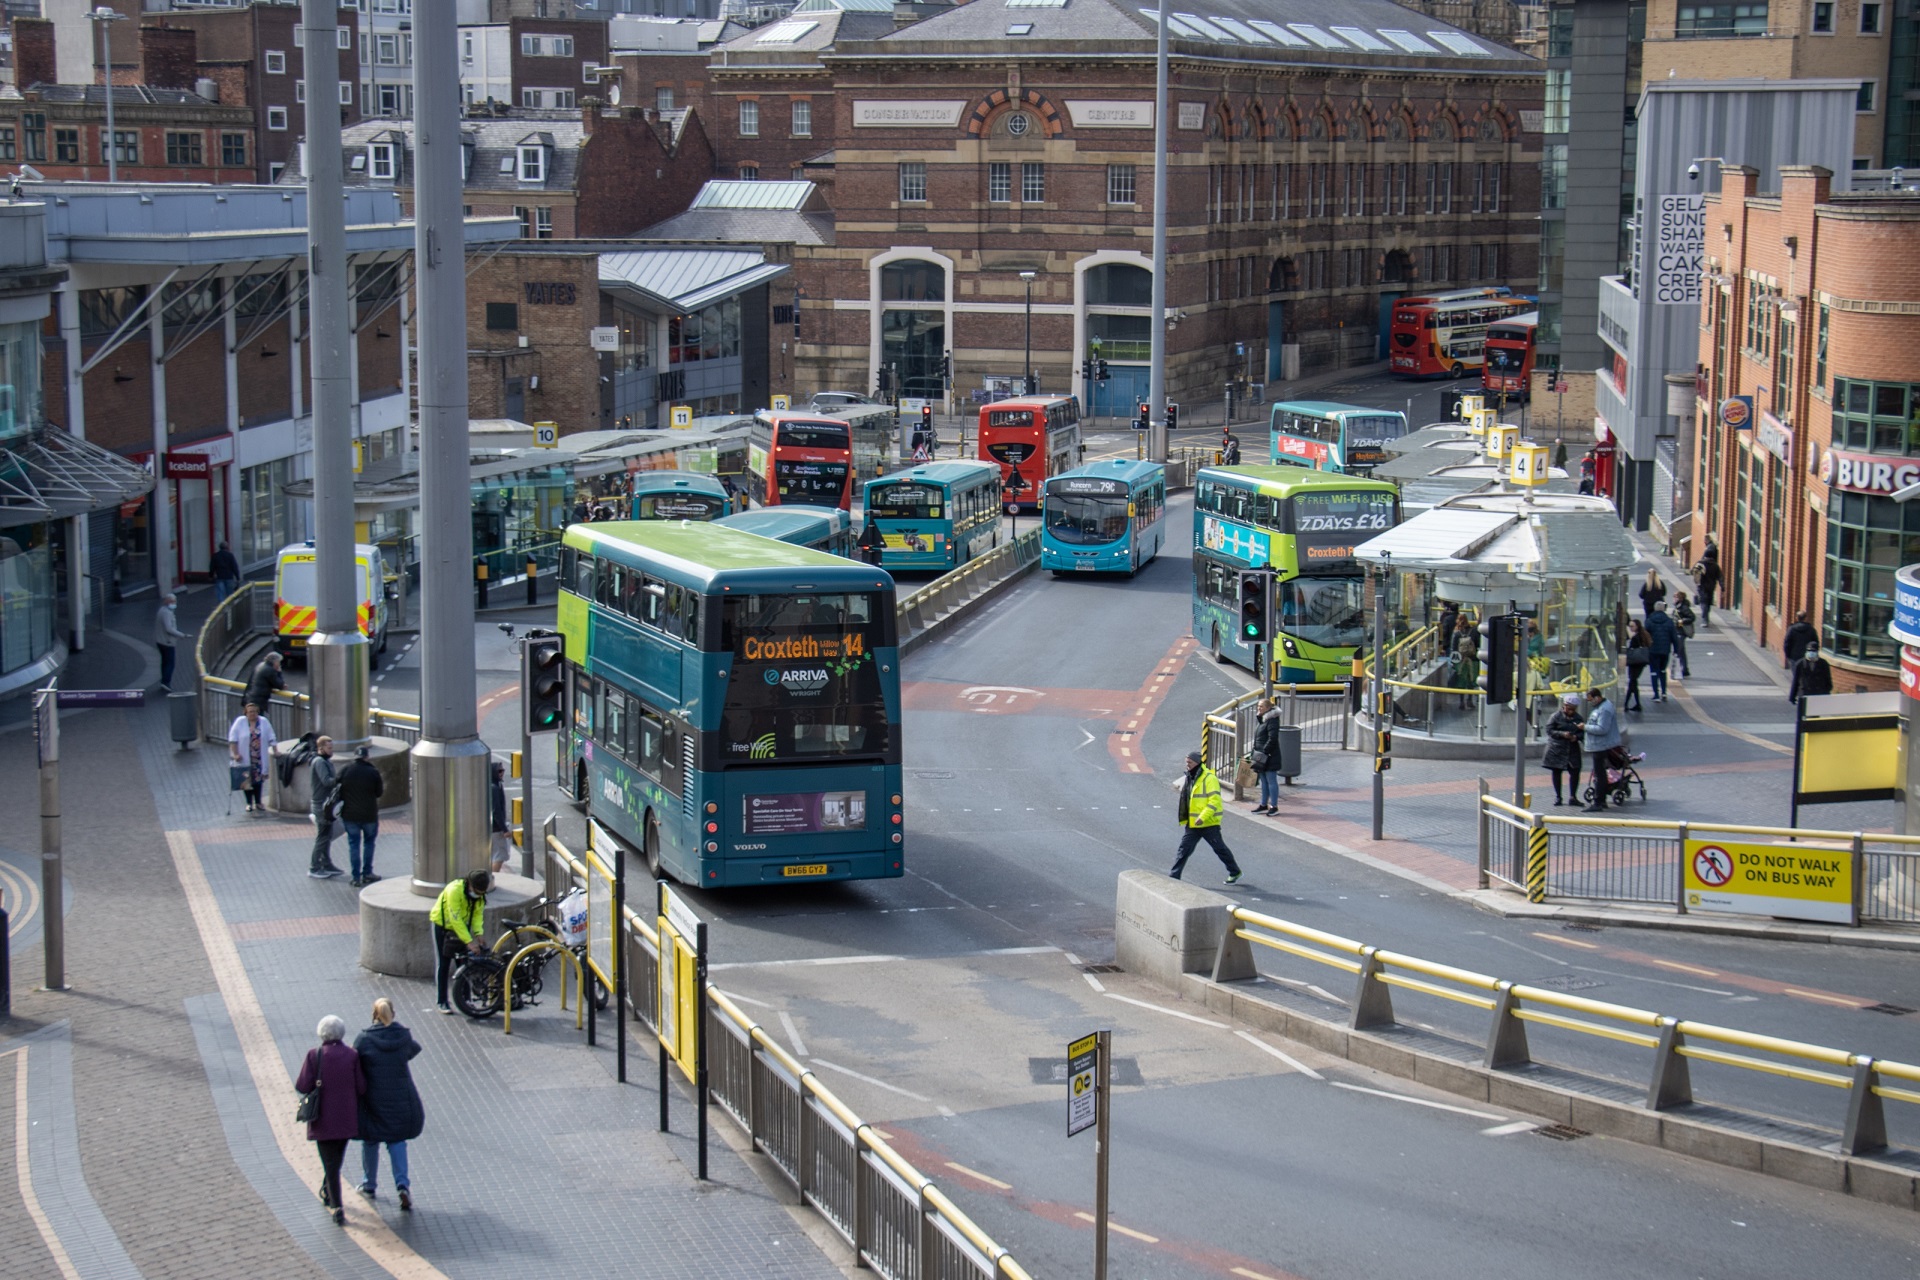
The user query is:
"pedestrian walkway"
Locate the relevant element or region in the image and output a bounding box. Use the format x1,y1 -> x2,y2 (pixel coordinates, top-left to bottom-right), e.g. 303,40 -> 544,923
0,634 -> 846,1278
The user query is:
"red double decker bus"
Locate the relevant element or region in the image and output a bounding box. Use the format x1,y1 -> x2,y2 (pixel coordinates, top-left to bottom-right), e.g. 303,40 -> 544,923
977,395 -> 1083,512
1389,293 -> 1533,379
747,411 -> 855,509
1481,311 -> 1539,401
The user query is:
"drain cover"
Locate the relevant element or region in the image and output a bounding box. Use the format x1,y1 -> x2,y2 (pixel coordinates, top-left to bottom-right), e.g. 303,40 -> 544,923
1864,1003 -> 1916,1016
1561,923 -> 1604,933
1082,964 -> 1122,974
1530,974 -> 1606,992
1534,1124 -> 1590,1142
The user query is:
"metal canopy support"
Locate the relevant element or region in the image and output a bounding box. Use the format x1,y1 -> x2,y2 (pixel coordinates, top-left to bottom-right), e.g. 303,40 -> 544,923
76,267 -> 181,376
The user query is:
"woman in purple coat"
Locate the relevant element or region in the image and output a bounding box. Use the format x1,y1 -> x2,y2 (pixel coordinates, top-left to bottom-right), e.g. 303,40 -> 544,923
296,1015 -> 367,1225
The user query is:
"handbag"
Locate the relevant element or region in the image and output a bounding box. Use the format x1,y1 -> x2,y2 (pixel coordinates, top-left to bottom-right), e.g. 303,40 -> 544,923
294,1050 -> 323,1124
1249,749 -> 1270,770
229,764 -> 250,792
1625,645 -> 1650,666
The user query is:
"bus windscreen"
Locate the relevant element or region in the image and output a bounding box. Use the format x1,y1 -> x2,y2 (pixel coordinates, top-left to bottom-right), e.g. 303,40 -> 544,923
1046,491 -> 1130,544
867,483 -> 942,519
721,593 -> 891,763
779,423 -> 851,449
1278,577 -> 1369,648
775,459 -> 849,504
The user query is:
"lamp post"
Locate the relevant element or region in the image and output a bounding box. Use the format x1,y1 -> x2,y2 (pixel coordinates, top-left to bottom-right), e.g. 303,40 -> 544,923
89,7 -> 127,183
1020,270 -> 1036,395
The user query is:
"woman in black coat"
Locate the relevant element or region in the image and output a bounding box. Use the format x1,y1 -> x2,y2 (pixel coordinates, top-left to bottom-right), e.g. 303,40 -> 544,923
1542,695 -> 1585,806
354,998 -> 425,1211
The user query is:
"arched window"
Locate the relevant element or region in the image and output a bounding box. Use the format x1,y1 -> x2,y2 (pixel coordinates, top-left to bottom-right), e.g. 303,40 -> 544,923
881,260 -> 945,304
1085,263 -> 1152,307
878,258 -> 946,398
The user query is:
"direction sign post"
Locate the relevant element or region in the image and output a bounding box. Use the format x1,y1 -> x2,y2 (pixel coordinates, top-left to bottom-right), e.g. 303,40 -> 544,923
1068,1030 -> 1111,1279
34,683 -> 66,990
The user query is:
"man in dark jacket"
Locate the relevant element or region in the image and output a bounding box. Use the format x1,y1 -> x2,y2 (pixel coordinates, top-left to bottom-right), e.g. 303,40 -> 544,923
1644,601 -> 1679,702
1789,643 -> 1834,704
337,746 -> 386,887
210,542 -> 241,601
1695,541 -> 1723,625
354,997 -> 423,1211
245,652 -> 287,712
307,737 -> 345,879
1781,611 -> 1818,667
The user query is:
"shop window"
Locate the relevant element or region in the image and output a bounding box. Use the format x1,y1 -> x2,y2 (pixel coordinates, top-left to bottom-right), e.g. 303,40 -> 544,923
1824,491 -> 1910,667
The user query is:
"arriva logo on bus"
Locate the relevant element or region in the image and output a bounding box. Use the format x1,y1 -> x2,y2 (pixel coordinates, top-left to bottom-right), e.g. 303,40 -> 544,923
1820,448 -> 1920,496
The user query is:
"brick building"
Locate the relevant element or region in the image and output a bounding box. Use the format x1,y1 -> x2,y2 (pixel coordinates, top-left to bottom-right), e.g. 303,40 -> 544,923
1692,163 -> 1920,685
704,0 -> 1544,411
459,17 -> 609,110
0,82 -> 256,184
293,102 -> 713,241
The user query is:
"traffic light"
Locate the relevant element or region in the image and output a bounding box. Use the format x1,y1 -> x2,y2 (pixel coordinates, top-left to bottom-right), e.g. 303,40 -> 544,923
522,633 -> 566,734
1137,402 -> 1150,431
877,365 -> 893,394
1374,693 -> 1392,772
1238,570 -> 1269,642
1096,358 -> 1110,381
941,351 -> 952,382
1165,403 -> 1180,432
1081,359 -> 1093,384
1476,613 -> 1517,701
920,403 -> 933,436
1024,373 -> 1038,395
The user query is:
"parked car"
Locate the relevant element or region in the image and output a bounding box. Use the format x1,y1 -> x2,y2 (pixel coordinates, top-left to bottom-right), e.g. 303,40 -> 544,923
808,390 -> 890,413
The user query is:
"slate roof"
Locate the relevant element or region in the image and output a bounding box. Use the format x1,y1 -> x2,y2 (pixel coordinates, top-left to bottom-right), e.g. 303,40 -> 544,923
715,9 -> 899,54
600,247 -> 790,310
638,206 -> 836,245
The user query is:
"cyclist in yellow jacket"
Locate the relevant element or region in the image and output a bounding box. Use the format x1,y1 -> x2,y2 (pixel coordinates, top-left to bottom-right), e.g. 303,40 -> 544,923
430,871 -> 491,1014
1169,750 -> 1243,884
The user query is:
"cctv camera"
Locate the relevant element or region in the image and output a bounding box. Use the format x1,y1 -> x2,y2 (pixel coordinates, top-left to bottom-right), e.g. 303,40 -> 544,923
1687,163 -> 1701,180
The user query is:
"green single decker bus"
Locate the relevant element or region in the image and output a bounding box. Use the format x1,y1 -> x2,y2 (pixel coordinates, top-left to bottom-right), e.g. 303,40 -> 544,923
1191,465 -> 1399,682
555,521 -> 904,887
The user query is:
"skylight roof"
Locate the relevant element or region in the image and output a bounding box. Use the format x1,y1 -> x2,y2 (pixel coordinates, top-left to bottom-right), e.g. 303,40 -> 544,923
1429,30 -> 1492,56
1008,22 -> 1034,33
1331,25 -> 1389,51
1173,13 -> 1235,40
1005,0 -> 1069,7
1247,19 -> 1308,46
1288,23 -> 1348,49
1379,28 -> 1439,52
756,19 -> 818,42
1210,16 -> 1269,43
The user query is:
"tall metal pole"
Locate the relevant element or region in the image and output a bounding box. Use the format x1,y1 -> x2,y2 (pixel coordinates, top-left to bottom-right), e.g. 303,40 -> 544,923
1093,1028 -> 1112,1280
1020,270 -> 1035,395
410,0 -> 490,894
303,0 -> 370,751
1147,9 -> 1170,463
91,8 -> 125,185
1511,610 -> 1528,807
1370,559 -> 1388,841
34,686 -> 64,991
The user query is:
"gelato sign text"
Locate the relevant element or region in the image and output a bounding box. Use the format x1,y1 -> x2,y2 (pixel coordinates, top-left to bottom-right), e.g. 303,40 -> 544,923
1653,194 -> 1705,306
854,101 -> 966,127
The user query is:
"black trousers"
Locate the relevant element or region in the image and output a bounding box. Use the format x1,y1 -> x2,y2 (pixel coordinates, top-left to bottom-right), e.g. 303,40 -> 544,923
1587,751 -> 1613,808
315,1138 -> 348,1211
433,923 -> 463,1005
1170,826 -> 1241,878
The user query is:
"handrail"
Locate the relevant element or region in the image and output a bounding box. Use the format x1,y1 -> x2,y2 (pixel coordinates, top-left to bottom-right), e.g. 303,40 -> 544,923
1490,795 -> 1920,848
1222,904 -> 1920,1157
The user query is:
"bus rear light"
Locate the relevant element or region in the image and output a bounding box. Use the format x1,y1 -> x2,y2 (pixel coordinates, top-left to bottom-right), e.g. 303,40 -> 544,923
705,802 -> 717,814
706,841 -> 718,853
891,794 -> 902,806
705,821 -> 718,833
890,813 -> 901,825
891,833 -> 902,844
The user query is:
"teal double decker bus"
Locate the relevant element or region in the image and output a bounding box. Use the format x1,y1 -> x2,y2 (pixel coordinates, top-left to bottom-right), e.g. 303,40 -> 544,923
1040,458 -> 1167,575
556,521 -> 904,886
1269,401 -> 1409,474
860,461 -> 1002,571
713,505 -> 856,557
1191,466 -> 1399,682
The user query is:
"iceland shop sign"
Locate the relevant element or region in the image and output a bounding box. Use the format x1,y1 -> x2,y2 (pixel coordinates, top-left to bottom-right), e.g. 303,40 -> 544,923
1892,565 -> 1920,648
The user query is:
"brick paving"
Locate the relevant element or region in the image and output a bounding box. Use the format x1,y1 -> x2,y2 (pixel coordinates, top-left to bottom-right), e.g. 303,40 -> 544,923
0,585 -> 844,1280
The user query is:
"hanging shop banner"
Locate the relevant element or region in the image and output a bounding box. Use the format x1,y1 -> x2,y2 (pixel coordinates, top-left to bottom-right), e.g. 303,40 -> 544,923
1683,838 -> 1853,926
1890,565 -> 1920,647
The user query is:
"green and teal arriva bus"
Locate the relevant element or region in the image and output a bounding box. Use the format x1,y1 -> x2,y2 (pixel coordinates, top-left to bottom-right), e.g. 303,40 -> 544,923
713,505 -> 856,557
1191,466 -> 1399,682
556,521 -> 904,886
860,461 -> 1002,571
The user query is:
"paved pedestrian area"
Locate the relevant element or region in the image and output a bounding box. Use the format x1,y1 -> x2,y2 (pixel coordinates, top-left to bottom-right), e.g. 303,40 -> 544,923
0,592 -> 846,1280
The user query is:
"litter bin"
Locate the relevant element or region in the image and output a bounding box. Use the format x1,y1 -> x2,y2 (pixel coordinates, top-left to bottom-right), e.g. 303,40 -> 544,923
168,690 -> 198,749
1274,723 -> 1303,782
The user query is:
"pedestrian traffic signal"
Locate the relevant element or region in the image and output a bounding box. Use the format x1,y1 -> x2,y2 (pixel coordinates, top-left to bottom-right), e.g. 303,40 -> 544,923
1095,358 -> 1110,381
1374,692 -> 1392,771
1238,570 -> 1269,642
920,404 -> 933,434
522,633 -> 566,734
1165,403 -> 1180,432
1476,614 -> 1517,700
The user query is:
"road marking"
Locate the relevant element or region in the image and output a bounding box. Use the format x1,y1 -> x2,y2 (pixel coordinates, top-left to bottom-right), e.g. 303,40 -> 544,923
1785,987 -> 1866,1008
809,1058 -> 933,1103
1327,1081 -> 1507,1121
1103,992 -> 1227,1028
1481,1120 -> 1540,1137
1532,931 -> 1600,950
1649,958 -> 1720,977
1083,973 -> 1107,993
1234,1269 -> 1286,1280
1074,1211 -> 1160,1243
4,1049 -> 84,1280
1234,1030 -> 1323,1079
711,953 -> 901,970
1062,952 -> 1083,966
946,1161 -> 1012,1190
778,1011 -> 809,1058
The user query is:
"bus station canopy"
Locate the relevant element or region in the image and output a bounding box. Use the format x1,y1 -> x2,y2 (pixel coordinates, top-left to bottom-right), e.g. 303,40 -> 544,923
1354,491 -> 1638,577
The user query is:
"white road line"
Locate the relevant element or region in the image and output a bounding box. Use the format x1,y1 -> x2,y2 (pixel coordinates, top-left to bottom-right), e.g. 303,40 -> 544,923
778,1011 -> 809,1058
1102,992 -> 1227,1028
710,988 -> 773,1009
711,953 -> 901,971
810,1057 -> 933,1103
1328,1081 -> 1507,1121
1233,1030 -> 1323,1080
1481,1120 -> 1540,1136
1083,973 -> 1107,993
1062,952 -> 1083,967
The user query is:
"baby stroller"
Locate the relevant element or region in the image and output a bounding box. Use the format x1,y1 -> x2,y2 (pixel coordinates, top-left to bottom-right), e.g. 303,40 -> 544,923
1583,744 -> 1648,806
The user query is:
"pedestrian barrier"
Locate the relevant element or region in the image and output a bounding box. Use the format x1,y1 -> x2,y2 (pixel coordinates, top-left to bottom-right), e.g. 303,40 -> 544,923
1218,904 -> 1919,1158
1199,682 -> 1353,798
1476,794 -> 1920,927
894,529 -> 1042,653
541,827 -> 1032,1280
1361,622 -> 1620,741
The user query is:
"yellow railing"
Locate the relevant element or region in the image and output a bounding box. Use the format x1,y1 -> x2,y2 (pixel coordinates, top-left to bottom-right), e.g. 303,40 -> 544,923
1220,905 -> 1917,1156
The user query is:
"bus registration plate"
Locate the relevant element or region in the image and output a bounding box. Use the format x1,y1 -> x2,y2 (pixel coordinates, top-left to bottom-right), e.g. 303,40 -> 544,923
783,863 -> 829,878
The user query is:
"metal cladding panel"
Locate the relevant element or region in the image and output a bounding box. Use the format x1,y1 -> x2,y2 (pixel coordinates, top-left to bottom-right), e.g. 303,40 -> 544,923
1532,512 -> 1641,574
1353,508 -> 1515,568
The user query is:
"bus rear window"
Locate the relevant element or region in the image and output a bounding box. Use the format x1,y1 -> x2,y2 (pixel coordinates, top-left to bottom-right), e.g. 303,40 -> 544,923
868,484 -> 941,519
779,423 -> 851,450
986,410 -> 1035,428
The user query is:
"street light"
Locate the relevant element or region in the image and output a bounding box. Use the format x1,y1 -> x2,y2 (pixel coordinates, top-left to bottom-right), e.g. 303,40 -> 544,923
89,6 -> 128,183
1020,270 -> 1037,396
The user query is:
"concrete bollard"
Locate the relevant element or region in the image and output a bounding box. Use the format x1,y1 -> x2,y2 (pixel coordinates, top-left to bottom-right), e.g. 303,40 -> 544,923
1114,869 -> 1243,987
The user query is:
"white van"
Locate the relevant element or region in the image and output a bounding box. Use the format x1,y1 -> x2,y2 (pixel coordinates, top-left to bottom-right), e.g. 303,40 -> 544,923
273,542 -> 390,659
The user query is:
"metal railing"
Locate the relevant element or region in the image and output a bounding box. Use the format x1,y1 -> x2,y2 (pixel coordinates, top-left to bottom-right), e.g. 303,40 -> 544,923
541,829 -> 1033,1280
1476,794 -> 1920,927
896,530 -> 1041,644
1200,682 -> 1351,798
1220,905 -> 1920,1158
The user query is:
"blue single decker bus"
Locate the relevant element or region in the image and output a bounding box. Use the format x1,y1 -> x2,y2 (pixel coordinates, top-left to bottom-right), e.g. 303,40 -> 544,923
628,470 -> 732,520
556,521 -> 904,886
860,460 -> 1003,571
1040,458 -> 1167,575
714,505 -> 856,557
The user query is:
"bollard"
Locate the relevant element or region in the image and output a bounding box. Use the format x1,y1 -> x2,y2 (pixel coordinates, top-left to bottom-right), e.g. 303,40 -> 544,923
525,558 -> 538,605
1526,819 -> 1548,904
476,560 -> 489,609
0,904 -> 9,1018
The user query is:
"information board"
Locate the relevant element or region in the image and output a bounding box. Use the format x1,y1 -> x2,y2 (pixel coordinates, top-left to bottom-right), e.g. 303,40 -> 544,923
1067,1032 -> 1098,1137
1683,838 -> 1854,925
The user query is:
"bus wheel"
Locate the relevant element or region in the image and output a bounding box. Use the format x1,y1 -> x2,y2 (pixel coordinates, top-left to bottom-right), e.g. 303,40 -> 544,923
1212,625 -> 1228,665
1449,362 -> 1466,379
573,761 -> 588,806
644,814 -> 666,881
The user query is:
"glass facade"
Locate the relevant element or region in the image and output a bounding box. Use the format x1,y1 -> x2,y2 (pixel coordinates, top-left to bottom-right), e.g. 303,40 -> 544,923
0,524 -> 53,675
1825,491 -> 1911,667
0,319 -> 44,441
879,260 -> 946,399
241,456 -> 304,565
1829,377 -> 1920,452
